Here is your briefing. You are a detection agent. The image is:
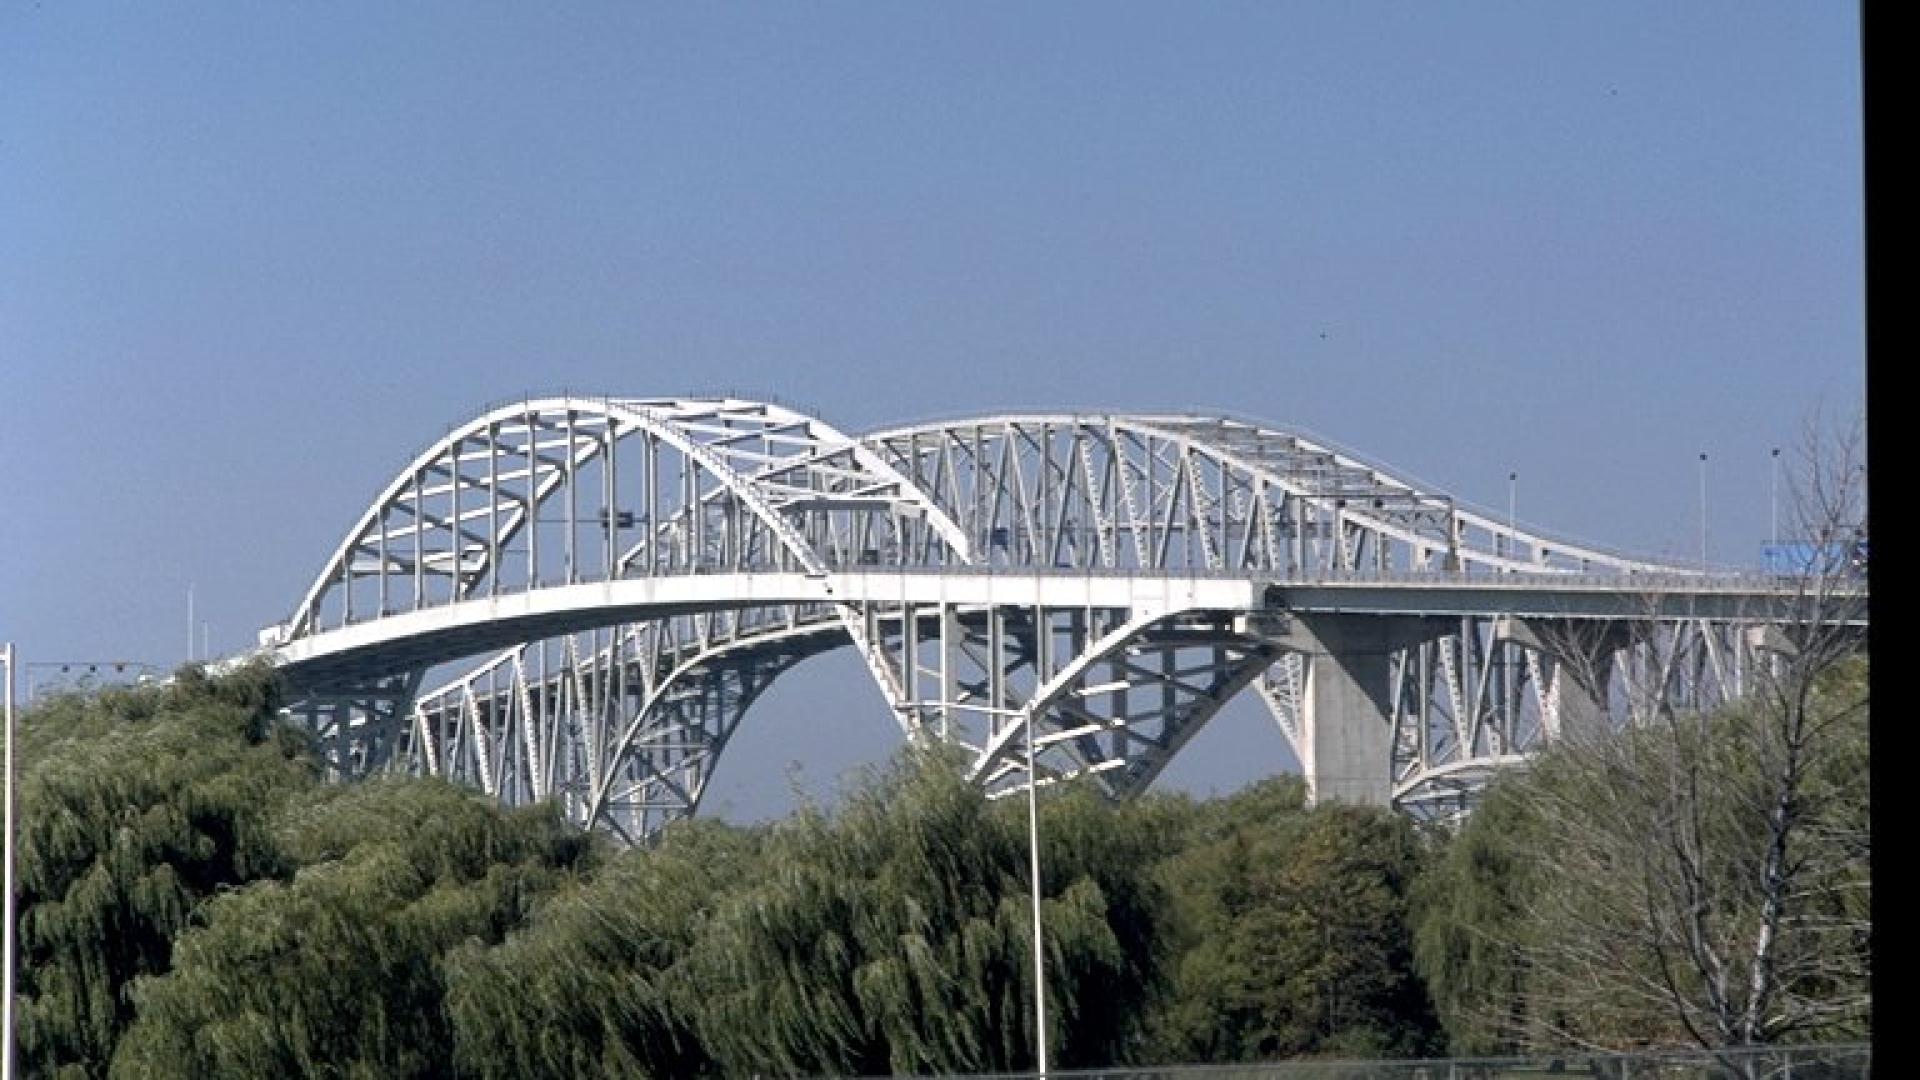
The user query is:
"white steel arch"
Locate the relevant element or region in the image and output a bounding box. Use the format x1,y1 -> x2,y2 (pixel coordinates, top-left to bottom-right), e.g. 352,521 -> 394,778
264,397 -> 1861,842
283,396 -> 973,644
859,413 -> 1671,579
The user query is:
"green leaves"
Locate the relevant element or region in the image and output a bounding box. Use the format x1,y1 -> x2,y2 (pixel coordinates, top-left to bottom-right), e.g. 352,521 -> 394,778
1410,784 -> 1540,1054
16,663 -> 313,1078
1142,782 -> 1442,1063
113,782 -> 594,1080
1412,656 -> 1872,1056
675,747 -> 1173,1076
14,666 -> 596,1080
19,657 -> 1864,1075
442,746 -> 1184,1078
444,819 -> 754,1080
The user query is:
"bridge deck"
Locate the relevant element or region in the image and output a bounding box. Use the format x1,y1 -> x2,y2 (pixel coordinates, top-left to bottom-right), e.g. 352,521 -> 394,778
272,568 -> 1851,689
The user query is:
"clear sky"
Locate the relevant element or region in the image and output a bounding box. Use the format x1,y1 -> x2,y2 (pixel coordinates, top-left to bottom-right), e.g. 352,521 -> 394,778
0,4 -> 1863,819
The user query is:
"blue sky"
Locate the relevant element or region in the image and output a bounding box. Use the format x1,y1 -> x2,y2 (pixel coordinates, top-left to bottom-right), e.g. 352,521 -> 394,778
0,4 -> 1862,817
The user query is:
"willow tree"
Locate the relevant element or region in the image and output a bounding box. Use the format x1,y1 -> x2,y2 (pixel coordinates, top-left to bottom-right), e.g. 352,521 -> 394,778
14,663 -> 316,1079
109,778 -> 595,1080
444,819 -> 764,1080
1410,782 -> 1544,1054
679,744 -> 1179,1076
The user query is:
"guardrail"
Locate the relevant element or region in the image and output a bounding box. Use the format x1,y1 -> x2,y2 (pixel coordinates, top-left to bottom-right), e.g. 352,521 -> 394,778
821,564 -> 1856,593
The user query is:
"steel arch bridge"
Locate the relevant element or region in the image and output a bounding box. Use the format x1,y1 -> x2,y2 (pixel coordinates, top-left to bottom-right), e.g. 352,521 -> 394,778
258,396 -> 1858,844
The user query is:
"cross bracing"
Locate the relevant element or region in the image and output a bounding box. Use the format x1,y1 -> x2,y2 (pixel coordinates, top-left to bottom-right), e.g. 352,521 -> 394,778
257,398 -> 1866,841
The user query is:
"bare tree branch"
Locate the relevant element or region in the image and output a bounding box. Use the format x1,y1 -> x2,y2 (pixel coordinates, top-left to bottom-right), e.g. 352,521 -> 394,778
1476,411 -> 1869,1071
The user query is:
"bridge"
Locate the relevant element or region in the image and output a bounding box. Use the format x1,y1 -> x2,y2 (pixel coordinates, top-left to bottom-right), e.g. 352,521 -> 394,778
256,397 -> 1863,844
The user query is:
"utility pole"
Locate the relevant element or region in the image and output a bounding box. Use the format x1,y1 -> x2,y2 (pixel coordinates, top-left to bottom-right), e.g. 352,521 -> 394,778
1025,710 -> 1048,1078
4,641 -> 16,1080
1699,452 -> 1709,570
1770,447 -> 1781,547
1507,471 -> 1518,565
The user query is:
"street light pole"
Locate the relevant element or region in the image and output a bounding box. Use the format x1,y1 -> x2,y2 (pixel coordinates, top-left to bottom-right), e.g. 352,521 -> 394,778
1024,709 -> 1048,1078
1698,452 -> 1710,570
1770,447 -> 1781,547
4,641 -> 16,1080
1507,472 -> 1517,564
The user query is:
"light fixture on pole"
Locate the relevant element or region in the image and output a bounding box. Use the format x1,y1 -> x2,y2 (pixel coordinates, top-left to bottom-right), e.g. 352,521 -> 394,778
1507,471 -> 1518,565
1024,709 -> 1048,1078
20,660 -> 161,706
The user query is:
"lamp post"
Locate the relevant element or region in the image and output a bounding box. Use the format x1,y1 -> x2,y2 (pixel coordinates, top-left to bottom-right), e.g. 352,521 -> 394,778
1024,709 -> 1048,1078
1770,447 -> 1781,547
1698,452 -> 1710,571
1506,472 -> 1517,564
4,641 -> 16,1080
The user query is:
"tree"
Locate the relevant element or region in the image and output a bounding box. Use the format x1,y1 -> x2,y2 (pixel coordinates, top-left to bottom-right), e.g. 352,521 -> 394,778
14,663 -> 316,1079
443,819 -> 761,1080
1146,781 -> 1443,1062
1409,782 -> 1543,1055
677,744 -> 1178,1076
1416,417 -> 1870,1072
109,779 -> 595,1080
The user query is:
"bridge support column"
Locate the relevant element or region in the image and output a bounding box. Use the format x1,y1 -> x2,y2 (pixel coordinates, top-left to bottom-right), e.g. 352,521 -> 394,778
1282,615 -> 1439,807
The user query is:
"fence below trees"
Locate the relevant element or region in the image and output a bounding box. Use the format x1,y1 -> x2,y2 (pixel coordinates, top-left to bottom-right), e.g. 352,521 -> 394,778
935,1042 -> 1871,1080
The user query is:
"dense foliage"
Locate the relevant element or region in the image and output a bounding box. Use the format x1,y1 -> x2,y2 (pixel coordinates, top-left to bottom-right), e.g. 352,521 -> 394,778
112,781 -> 593,1079
9,658 -> 1869,1076
16,666 -> 313,1078
1412,656 -> 1872,1058
1144,778 -> 1441,1061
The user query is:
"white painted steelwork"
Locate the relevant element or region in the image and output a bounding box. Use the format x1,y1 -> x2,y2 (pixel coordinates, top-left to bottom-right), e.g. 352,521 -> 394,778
261,399 -> 1865,841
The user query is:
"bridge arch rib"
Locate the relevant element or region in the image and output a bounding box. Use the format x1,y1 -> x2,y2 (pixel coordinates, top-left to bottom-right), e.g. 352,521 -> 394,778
859,413 -> 1672,580
266,398 -> 1837,843
276,396 -> 974,787
283,396 -> 973,646
402,619 -> 848,844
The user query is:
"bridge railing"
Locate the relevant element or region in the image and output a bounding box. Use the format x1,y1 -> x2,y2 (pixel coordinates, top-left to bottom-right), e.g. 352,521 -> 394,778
815,563 -> 1840,593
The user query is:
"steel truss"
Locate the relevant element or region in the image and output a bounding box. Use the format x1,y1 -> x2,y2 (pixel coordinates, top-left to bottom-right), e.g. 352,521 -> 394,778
266,399 -> 1857,841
